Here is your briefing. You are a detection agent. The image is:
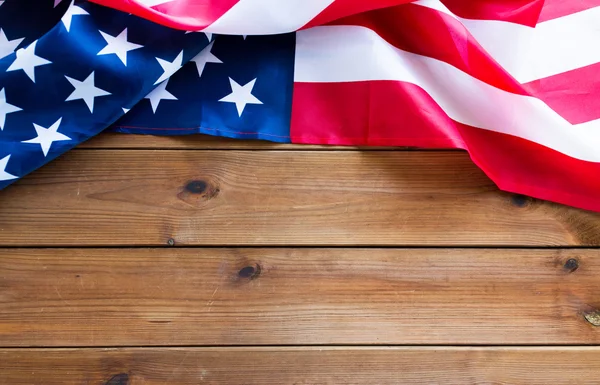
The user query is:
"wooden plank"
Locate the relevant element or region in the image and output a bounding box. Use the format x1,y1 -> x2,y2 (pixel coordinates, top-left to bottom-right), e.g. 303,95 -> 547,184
80,132 -> 422,150
1,150 -> 598,246
81,132 -> 329,149
1,248 -> 599,346
1,347 -> 600,384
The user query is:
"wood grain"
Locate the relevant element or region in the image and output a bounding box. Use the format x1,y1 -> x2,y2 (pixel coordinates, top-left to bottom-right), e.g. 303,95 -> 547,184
1,248 -> 599,346
1,150 -> 599,246
1,347 -> 600,384
80,132 -> 420,150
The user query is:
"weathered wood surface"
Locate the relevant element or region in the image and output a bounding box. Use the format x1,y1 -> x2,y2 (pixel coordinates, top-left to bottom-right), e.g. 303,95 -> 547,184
1,248 -> 598,346
1,150 -> 599,246
2,138 -> 600,383
1,347 -> 600,384
80,132 -> 414,150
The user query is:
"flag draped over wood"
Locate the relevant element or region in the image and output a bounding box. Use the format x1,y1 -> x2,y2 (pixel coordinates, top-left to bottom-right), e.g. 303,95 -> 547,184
1,0 -> 600,213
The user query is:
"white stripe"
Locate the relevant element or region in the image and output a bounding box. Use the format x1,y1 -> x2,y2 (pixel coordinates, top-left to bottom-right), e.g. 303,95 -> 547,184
136,0 -> 175,6
203,0 -> 334,35
294,25 -> 600,162
414,0 -> 600,83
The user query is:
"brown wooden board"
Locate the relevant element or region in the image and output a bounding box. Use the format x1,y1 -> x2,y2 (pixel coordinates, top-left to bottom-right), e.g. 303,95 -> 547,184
1,248 -> 598,346
1,150 -> 598,246
1,347 -> 600,384
80,132 -> 423,150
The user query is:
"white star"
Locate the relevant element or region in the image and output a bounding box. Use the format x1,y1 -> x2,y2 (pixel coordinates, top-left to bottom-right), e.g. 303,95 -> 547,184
55,0 -> 64,7
145,79 -> 177,113
61,4 -> 89,32
22,118 -> 71,157
0,1 -> 5,7
7,41 -> 51,82
219,78 -> 262,117
0,29 -> 24,60
97,28 -> 143,66
65,71 -> 111,113
191,41 -> 221,78
122,107 -> 130,114
0,88 -> 21,130
0,155 -> 17,181
154,50 -> 183,85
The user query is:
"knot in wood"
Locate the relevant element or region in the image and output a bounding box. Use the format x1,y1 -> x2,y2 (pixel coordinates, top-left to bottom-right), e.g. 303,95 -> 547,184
563,258 -> 579,273
511,194 -> 530,207
182,179 -> 220,199
105,373 -> 129,385
185,180 -> 208,194
584,310 -> 600,327
238,264 -> 261,280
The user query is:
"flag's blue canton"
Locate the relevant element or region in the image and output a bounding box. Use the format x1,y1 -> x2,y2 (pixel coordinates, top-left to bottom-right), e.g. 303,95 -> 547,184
112,33 -> 296,143
0,0 -> 208,189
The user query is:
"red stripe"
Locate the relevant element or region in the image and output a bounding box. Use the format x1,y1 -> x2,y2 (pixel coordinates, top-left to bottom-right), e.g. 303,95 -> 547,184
440,0 -> 544,26
460,119 -> 600,215
291,81 -> 600,212
524,63 -> 600,125
88,0 -> 597,32
153,0 -> 240,25
538,0 -> 600,22
291,81 -> 459,147
328,4 -> 526,95
302,0 -> 413,30
89,0 -> 240,30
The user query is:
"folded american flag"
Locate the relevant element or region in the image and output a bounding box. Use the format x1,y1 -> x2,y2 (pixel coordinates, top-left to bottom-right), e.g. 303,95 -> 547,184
1,0 -> 600,213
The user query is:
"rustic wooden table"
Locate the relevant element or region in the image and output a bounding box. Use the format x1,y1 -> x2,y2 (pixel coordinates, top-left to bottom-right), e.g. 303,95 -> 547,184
0,133 -> 599,384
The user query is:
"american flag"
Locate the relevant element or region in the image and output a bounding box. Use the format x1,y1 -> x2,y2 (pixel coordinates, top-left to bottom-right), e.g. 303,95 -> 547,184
1,0 -> 600,213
